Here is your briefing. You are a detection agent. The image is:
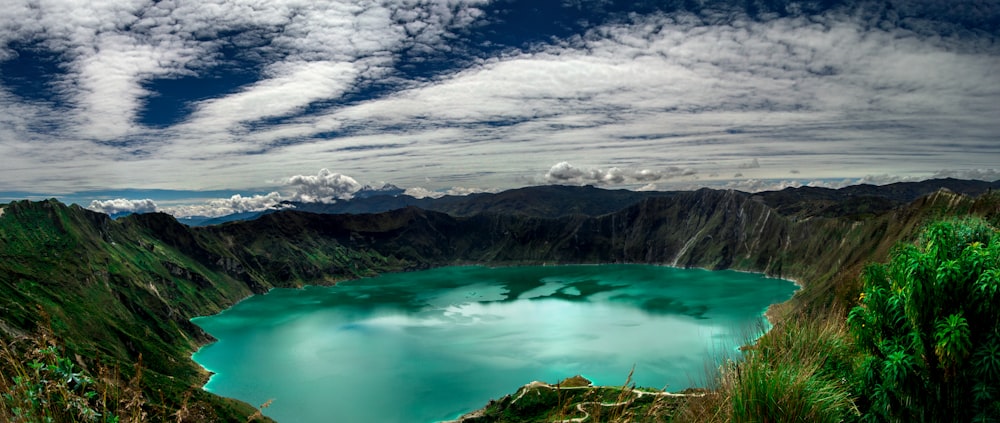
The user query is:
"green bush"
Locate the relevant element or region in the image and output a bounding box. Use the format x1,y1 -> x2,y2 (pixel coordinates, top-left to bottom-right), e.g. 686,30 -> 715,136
848,218 -> 1000,422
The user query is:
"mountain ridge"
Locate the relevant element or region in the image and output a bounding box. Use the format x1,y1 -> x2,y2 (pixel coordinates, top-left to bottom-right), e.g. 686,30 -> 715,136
181,178 -> 1000,226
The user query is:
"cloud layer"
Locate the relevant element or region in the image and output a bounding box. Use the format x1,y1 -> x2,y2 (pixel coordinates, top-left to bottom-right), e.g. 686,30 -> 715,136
544,162 -> 695,186
1,0 -> 998,203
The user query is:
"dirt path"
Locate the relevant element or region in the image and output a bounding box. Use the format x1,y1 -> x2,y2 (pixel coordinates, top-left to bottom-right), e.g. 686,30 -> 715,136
508,381 -> 704,423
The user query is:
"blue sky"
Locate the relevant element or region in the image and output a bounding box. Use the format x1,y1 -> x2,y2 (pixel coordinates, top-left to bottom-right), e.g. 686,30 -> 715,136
1,0 -> 998,217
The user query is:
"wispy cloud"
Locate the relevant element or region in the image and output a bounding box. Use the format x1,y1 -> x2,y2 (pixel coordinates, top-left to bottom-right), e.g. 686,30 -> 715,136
0,1 -> 997,198
544,162 -> 695,186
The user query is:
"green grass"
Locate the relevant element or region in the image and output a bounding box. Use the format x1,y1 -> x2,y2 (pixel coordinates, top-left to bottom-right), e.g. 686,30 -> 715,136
676,310 -> 858,423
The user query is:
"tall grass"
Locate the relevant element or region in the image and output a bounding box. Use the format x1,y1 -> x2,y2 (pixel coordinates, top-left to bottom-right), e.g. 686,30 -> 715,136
0,327 -> 150,423
678,309 -> 859,423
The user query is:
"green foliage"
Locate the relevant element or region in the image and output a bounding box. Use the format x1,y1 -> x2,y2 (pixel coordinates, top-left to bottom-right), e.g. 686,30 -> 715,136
0,332 -> 145,423
848,217 -> 1000,422
717,313 -> 858,423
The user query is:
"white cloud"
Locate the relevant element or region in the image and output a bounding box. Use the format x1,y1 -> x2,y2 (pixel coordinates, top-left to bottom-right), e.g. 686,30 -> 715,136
403,185 -> 496,199
88,198 -> 158,215
178,61 -> 362,140
544,162 -> 695,186
721,179 -> 786,192
285,168 -> 362,202
446,186 -> 497,196
404,187 -> 444,199
0,2 -> 997,196
160,192 -> 285,218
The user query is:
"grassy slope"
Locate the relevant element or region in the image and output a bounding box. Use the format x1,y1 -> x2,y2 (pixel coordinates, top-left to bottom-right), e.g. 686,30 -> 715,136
0,200 -> 269,420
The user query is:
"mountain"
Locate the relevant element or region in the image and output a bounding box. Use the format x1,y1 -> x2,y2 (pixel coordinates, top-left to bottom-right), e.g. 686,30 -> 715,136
278,184 -> 673,219
186,179 -> 1000,226
178,210 -> 268,226
752,178 -> 1000,220
352,183 -> 406,199
2,183 -> 999,420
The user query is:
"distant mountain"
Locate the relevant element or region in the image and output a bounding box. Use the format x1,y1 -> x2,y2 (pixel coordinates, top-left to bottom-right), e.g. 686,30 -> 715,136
753,178 -> 1000,219
281,184 -> 672,219
352,183 -> 406,199
184,179 -> 1000,227
177,211 -> 268,226
2,182 -> 999,419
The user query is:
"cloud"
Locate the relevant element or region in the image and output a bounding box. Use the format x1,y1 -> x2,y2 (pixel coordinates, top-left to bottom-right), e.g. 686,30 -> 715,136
160,192 -> 286,218
179,61 -> 362,140
404,186 -> 496,199
88,198 -> 158,215
403,187 -> 444,199
544,162 -> 695,186
722,179 -> 804,193
285,169 -> 362,202
0,1 -> 997,197
739,159 -> 761,169
446,186 -> 497,196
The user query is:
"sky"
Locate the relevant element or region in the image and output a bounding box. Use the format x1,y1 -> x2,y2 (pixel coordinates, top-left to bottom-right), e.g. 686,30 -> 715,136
0,0 -> 998,217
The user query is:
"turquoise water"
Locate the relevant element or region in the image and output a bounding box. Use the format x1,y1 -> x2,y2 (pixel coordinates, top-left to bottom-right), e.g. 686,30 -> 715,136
191,265 -> 797,423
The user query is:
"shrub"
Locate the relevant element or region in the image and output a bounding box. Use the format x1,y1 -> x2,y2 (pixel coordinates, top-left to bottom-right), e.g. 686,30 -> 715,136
848,218 -> 1000,422
0,329 -> 149,423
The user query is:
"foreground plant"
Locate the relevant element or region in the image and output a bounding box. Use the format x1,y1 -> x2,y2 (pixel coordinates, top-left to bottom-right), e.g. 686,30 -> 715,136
0,328 -> 150,423
848,218 -> 1000,422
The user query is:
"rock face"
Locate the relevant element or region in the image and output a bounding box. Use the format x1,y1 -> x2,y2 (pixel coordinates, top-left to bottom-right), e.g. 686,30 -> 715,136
1,182 -> 998,419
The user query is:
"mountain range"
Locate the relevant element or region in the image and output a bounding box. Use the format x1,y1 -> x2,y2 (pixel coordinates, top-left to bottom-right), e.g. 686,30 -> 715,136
1,179 -> 999,420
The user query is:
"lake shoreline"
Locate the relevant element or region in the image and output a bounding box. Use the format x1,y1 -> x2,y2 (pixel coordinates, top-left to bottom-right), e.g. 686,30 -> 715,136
188,264 -> 798,423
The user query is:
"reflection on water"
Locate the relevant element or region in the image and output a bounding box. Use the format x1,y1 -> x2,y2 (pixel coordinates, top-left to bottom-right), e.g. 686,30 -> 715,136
192,265 -> 796,423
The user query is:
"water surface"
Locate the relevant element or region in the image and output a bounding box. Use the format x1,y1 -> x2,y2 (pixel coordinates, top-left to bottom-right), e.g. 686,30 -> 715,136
192,265 -> 796,423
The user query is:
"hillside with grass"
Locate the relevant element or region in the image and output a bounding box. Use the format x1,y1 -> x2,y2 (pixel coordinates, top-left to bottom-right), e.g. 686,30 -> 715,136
1,182 -> 999,421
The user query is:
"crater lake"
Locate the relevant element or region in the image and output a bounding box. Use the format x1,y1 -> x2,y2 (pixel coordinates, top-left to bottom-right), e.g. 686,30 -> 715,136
191,264 -> 798,422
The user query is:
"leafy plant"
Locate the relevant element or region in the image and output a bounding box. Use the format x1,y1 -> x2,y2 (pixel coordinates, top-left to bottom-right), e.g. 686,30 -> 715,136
0,328 -> 151,423
848,218 -> 1000,422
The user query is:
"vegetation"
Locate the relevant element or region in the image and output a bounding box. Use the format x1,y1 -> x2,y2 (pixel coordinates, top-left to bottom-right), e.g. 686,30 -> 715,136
0,323 -> 150,423
677,217 -> 1000,423
462,374 -> 691,423
848,218 -> 1000,422
675,308 -> 857,423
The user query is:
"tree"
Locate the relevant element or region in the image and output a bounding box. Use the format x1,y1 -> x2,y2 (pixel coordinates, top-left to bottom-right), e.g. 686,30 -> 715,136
848,218 -> 1000,422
